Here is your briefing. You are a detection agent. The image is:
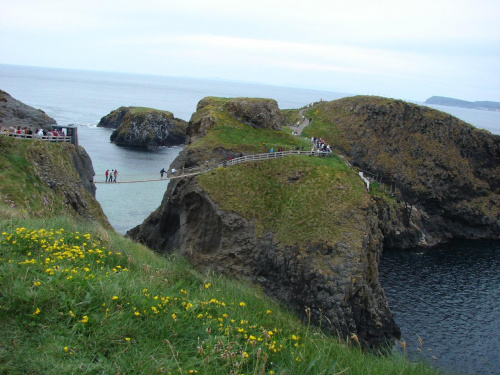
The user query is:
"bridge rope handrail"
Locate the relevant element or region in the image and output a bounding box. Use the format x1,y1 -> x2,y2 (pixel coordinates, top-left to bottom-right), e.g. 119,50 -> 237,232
95,150 -> 332,184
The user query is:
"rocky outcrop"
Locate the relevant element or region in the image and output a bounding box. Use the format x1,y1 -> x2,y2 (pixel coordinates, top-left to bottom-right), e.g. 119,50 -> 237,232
0,89 -> 56,130
128,97 -> 400,348
305,96 -> 500,248
187,97 -> 283,143
98,106 -> 187,149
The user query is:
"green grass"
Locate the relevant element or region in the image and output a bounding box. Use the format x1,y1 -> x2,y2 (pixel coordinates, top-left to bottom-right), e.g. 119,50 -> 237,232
189,98 -> 311,153
0,137 -> 64,216
0,216 -> 442,375
127,107 -> 173,117
198,155 -> 371,248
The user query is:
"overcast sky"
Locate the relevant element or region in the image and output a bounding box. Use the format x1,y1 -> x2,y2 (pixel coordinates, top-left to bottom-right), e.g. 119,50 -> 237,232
1,0 -> 499,102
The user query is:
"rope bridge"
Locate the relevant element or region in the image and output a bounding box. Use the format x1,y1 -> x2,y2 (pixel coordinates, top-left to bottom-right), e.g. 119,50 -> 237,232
94,150 -> 330,184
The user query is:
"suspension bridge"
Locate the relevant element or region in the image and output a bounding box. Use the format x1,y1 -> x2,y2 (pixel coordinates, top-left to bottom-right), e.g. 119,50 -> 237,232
95,150 -> 331,184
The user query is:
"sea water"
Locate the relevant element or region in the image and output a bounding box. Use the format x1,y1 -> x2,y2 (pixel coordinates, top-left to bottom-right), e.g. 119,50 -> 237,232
1,64 -> 499,374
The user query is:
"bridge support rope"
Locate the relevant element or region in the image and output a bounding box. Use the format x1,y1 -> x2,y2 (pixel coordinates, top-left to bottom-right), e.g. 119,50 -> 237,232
94,150 -> 330,184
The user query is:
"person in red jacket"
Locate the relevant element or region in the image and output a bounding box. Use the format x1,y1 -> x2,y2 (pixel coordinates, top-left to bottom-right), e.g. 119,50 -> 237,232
105,169 -> 109,183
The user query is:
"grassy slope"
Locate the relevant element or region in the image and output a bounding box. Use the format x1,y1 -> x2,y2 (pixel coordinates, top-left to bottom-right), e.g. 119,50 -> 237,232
190,97 -> 370,249
0,216 -> 440,375
189,98 -> 311,154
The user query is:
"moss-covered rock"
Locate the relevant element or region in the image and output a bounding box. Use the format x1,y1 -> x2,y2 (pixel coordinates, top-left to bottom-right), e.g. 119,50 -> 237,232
303,95 -> 500,247
98,106 -> 187,149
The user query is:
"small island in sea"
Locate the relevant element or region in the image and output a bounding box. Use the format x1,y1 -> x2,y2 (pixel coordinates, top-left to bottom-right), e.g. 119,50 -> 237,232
425,96 -> 500,112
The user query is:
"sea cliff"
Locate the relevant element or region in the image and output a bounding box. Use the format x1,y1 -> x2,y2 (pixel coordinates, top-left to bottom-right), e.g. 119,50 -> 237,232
128,97 -> 402,347
0,135 -> 110,227
303,96 -> 500,248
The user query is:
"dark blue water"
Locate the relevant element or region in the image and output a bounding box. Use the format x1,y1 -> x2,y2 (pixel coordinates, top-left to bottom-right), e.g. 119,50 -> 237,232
379,241 -> 500,375
1,64 -> 499,374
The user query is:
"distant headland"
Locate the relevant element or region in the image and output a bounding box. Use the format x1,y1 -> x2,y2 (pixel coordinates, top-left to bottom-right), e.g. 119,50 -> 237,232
425,96 -> 500,112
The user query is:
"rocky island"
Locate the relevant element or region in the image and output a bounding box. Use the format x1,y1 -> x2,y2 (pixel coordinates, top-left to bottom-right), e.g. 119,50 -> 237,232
97,106 -> 188,149
425,96 -> 500,112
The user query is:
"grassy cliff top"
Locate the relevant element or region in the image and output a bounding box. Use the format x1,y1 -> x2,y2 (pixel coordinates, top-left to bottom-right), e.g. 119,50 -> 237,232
302,96 -> 499,204
181,97 -> 373,249
188,97 -> 310,154
198,155 -> 368,248
125,106 -> 174,117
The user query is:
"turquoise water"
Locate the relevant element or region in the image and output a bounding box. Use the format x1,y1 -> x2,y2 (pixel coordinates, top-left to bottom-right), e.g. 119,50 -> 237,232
1,64 -> 499,374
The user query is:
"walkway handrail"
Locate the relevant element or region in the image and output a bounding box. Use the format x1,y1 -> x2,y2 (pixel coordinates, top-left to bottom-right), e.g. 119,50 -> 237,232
1,133 -> 72,143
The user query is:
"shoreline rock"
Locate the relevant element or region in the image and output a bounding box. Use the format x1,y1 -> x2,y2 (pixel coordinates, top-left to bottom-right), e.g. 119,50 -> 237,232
98,106 -> 187,149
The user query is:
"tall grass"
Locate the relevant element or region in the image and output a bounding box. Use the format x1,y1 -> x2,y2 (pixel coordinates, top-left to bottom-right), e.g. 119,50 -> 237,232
0,216 -> 442,374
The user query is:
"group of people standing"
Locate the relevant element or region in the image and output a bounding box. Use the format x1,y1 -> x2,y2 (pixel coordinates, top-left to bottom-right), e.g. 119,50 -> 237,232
105,169 -> 118,183
160,168 -> 176,179
311,137 -> 332,153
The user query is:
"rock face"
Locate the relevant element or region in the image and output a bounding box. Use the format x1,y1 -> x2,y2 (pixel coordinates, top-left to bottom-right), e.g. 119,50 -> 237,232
128,97 -> 400,348
0,89 -> 56,130
98,106 -> 187,149
304,96 -> 500,248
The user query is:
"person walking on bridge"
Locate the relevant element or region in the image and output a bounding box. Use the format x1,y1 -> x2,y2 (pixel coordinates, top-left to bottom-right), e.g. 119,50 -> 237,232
160,168 -> 166,179
105,169 -> 109,183
113,169 -> 118,182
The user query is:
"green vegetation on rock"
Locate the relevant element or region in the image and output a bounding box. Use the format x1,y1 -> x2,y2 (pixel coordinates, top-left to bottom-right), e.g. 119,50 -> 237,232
198,155 -> 367,247
189,97 -> 310,153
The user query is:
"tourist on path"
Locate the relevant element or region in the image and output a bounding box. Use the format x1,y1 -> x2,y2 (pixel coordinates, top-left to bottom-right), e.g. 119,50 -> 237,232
113,169 -> 118,182
105,169 -> 109,183
160,168 -> 166,179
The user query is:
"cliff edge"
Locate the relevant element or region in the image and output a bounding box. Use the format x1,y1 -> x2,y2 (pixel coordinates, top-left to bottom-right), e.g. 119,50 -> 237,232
0,135 -> 111,228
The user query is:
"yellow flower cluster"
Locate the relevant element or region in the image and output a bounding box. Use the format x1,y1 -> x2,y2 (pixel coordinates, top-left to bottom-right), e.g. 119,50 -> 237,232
1,227 -> 306,373
1,228 -> 129,283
